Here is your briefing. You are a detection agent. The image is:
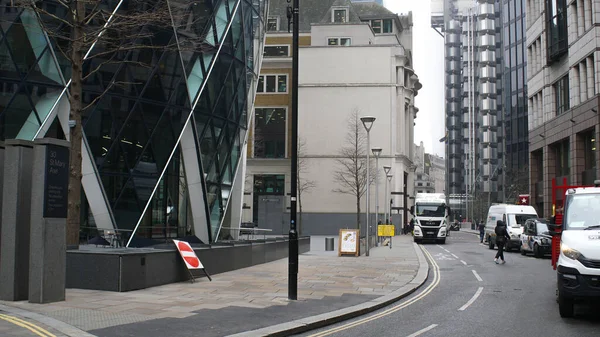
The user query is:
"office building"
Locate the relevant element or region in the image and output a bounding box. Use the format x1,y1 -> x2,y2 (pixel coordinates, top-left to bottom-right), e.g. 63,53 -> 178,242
527,0 -> 600,217
0,0 -> 268,244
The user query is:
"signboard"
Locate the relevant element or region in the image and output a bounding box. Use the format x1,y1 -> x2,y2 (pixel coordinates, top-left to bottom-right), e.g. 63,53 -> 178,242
377,225 -> 395,237
43,144 -> 70,218
517,194 -> 530,205
338,229 -> 359,256
173,239 -> 212,282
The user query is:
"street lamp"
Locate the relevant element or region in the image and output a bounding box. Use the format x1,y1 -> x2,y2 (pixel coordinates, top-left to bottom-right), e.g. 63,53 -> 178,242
372,147 -> 382,245
383,165 -> 391,224
361,116 -> 376,256
386,174 -> 393,224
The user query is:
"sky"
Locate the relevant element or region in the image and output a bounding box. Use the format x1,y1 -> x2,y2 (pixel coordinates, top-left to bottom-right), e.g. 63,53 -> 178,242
384,0 -> 445,157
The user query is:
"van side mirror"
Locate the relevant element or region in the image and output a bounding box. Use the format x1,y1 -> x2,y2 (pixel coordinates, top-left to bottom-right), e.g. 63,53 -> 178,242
409,206 -> 414,215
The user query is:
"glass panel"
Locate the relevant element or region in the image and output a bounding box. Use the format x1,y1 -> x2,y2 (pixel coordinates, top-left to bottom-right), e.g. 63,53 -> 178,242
112,178 -> 142,231
265,75 -> 276,92
383,19 -> 393,33
214,1 -> 229,43
328,38 -> 339,46
277,75 -> 287,92
253,108 -> 286,158
371,20 -> 382,33
263,45 -> 288,57
0,85 -> 40,140
16,86 -> 62,140
257,75 -> 264,92
340,38 -> 351,46
267,18 -> 278,31
333,9 -> 347,23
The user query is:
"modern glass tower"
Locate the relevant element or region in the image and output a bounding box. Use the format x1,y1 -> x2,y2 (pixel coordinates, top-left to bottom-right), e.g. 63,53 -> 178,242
0,0 -> 268,245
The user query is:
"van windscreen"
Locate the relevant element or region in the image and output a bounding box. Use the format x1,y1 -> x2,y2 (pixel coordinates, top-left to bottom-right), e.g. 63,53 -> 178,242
508,214 -> 537,227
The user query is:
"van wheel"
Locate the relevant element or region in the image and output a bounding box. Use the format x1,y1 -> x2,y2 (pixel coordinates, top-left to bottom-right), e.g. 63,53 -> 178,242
533,243 -> 541,258
520,247 -> 527,255
488,237 -> 495,250
558,293 -> 574,318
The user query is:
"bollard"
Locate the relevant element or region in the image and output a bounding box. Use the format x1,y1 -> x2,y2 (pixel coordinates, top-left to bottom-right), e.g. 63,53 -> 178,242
325,237 -> 334,251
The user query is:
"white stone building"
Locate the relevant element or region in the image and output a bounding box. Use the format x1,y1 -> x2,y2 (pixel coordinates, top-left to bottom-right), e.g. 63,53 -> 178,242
298,3 -> 421,234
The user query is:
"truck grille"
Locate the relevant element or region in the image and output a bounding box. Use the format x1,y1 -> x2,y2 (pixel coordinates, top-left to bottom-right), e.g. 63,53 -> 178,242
578,256 -> 600,269
421,220 -> 441,227
422,228 -> 439,237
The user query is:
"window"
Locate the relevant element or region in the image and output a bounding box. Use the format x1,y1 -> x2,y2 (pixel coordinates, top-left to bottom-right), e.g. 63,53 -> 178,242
253,108 -> 286,158
583,131 -> 597,170
368,19 -> 393,34
332,9 -> 347,23
263,45 -> 289,57
554,140 -> 570,177
327,37 -> 351,46
553,75 -> 569,115
267,17 -> 278,31
256,75 -> 287,93
546,0 -> 568,62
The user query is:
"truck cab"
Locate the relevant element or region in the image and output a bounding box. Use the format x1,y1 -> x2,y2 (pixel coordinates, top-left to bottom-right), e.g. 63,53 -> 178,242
410,193 -> 449,244
556,184 -> 600,318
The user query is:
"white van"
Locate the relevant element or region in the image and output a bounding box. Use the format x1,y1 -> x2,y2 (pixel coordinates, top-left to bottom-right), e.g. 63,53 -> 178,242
484,204 -> 538,251
556,185 -> 600,318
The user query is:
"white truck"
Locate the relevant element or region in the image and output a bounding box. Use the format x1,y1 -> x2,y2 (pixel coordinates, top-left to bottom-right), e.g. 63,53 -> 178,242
556,184 -> 600,317
410,193 -> 450,244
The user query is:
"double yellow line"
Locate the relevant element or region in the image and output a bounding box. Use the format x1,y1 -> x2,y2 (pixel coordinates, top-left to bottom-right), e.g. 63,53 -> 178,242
0,313 -> 56,337
308,246 -> 440,337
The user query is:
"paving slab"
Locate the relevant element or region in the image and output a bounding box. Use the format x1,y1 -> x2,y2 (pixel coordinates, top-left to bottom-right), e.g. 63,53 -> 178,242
0,235 -> 426,337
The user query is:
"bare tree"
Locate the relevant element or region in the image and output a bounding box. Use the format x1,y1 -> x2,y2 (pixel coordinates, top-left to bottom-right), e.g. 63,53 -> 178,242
5,0 -> 209,245
332,110 -> 374,230
297,138 -> 315,235
504,164 -> 530,203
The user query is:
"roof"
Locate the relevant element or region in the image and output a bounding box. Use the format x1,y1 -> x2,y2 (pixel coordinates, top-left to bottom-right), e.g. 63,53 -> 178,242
351,2 -> 395,18
267,0 -> 405,32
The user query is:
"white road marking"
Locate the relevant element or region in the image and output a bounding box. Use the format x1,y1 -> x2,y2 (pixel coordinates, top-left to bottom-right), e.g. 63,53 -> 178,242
460,260 -> 467,265
405,324 -> 438,337
472,270 -> 483,282
459,287 -> 484,311
452,254 -> 459,259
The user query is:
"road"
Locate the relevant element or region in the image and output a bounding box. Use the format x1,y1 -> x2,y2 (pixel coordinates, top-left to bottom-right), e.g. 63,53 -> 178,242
297,231 -> 600,337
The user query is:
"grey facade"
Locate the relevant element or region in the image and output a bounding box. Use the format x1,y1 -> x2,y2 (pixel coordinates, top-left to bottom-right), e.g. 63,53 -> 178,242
432,0 -> 503,220
501,0 -> 529,194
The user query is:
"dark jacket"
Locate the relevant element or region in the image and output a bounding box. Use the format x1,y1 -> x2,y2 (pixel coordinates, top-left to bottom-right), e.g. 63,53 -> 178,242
494,220 -> 511,244
478,222 -> 485,233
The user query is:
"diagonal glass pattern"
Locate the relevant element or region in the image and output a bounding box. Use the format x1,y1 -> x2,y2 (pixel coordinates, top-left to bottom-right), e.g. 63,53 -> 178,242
0,0 -> 268,244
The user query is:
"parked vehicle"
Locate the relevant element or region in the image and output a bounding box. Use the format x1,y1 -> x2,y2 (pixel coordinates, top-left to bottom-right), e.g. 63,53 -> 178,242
484,204 -> 538,251
553,180 -> 600,318
519,218 -> 552,258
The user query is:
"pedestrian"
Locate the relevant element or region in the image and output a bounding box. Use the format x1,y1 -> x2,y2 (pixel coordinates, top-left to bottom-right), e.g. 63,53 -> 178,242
494,220 -> 511,264
478,221 -> 485,243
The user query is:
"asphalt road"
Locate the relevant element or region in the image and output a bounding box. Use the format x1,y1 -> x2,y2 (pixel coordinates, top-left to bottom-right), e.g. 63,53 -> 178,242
297,231 -> 600,337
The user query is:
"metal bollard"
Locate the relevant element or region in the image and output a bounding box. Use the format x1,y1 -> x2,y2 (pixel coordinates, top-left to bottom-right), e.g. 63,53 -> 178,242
325,237 -> 334,251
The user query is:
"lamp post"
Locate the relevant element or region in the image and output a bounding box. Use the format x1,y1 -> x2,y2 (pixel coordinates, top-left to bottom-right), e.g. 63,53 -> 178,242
383,165 -> 391,225
288,0 -> 300,301
360,116 -> 376,257
372,147 -> 382,245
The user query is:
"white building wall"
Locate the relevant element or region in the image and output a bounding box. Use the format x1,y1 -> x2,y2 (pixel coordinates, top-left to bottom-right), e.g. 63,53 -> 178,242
298,44 -> 416,223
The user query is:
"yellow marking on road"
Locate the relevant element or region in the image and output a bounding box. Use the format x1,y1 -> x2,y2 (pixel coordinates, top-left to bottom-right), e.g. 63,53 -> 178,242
0,313 -> 56,337
307,246 -> 440,337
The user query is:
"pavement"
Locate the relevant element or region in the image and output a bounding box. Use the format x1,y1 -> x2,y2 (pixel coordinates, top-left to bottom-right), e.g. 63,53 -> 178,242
0,234 -> 427,337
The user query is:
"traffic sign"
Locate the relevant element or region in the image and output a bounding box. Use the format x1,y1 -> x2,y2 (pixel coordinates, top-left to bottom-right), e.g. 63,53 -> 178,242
173,239 -> 212,282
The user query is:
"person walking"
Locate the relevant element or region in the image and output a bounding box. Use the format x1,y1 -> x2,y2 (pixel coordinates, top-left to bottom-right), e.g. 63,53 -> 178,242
494,220 -> 511,264
478,221 -> 485,243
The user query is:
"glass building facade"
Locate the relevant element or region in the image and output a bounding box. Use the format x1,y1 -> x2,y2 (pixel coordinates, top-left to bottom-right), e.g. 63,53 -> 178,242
501,0 -> 528,173
0,0 -> 268,245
